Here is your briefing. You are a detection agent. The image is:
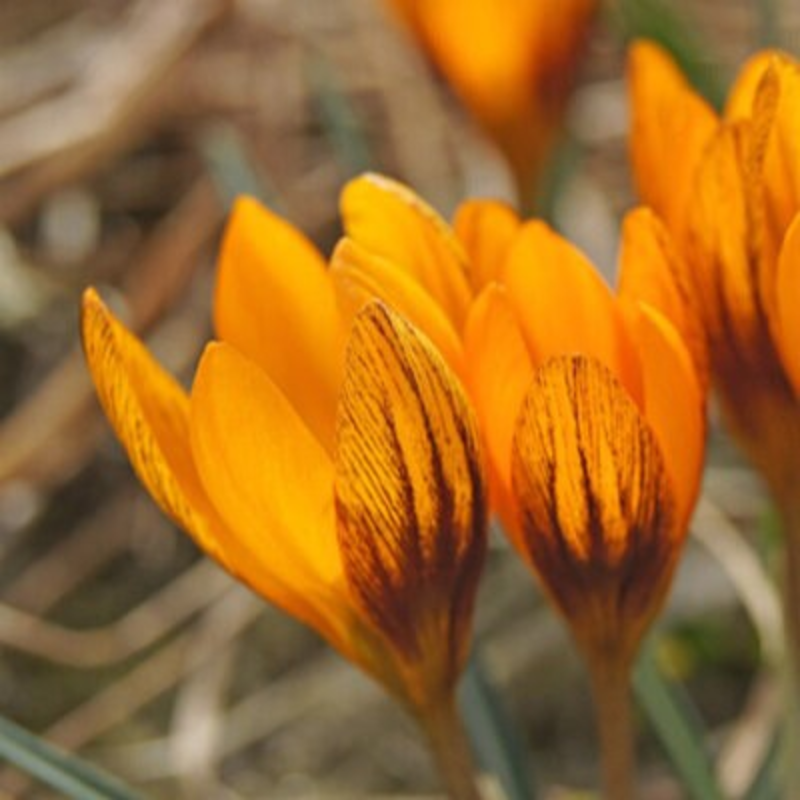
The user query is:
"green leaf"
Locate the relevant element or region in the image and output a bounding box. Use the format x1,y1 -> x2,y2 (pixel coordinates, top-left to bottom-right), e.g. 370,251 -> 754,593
634,639 -> 724,800
459,651 -> 537,800
0,714 -> 144,800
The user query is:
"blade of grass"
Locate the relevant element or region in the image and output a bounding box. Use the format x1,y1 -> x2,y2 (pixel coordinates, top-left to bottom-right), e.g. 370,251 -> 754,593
198,124 -> 280,212
633,638 -> 723,800
0,714 -> 144,800
307,55 -> 374,176
458,651 -> 537,800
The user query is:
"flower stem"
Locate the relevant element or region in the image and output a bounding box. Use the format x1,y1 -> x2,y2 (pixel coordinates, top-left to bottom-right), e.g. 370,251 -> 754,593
587,651 -> 636,800
418,694 -> 483,800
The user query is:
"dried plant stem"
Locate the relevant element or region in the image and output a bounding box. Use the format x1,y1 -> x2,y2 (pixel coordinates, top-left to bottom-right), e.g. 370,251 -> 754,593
587,651 -> 635,800
418,694 -> 483,800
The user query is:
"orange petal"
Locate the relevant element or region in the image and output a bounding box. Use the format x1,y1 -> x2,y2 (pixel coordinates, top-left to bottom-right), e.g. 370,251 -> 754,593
501,220 -> 643,406
760,55 -> 800,239
81,287 -> 222,544
627,40 -> 718,239
453,198 -> 521,292
213,196 -> 341,447
463,284 -> 533,543
725,50 -> 776,121
774,211 -> 800,395
334,302 -> 487,702
330,237 -> 465,376
618,206 -> 708,389
340,174 -> 472,330
511,354 -> 679,657
190,342 -> 351,644
619,300 -> 705,530
687,123 -> 766,367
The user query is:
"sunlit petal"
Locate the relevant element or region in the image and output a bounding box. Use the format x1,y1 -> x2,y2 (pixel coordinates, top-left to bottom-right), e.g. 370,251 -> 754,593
619,300 -> 705,529
453,198 -> 521,291
618,206 -> 708,388
330,237 -> 465,376
190,342 -> 350,643
628,40 -> 718,239
463,284 -> 533,542
502,220 -> 643,405
213,196 -> 341,446
340,174 -> 472,330
725,50 -> 775,121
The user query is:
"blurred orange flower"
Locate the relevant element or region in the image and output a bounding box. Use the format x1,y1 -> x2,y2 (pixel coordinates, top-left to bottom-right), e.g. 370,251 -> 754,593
81,197 -> 488,718
334,173 -> 705,664
384,0 -> 597,204
628,41 -> 800,507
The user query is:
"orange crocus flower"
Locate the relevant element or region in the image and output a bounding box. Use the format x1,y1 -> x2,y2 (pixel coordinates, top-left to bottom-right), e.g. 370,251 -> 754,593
628,41 -> 800,509
464,217 -> 705,666
383,0 -> 597,205
80,197 -> 488,734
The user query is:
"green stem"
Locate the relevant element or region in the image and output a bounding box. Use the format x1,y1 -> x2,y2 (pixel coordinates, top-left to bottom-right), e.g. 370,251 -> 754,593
418,693 -> 484,800
587,651 -> 636,800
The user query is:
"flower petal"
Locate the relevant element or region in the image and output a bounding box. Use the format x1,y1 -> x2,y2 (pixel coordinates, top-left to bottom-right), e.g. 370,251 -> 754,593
453,198 -> 521,291
627,40 -> 718,240
330,237 -> 465,376
725,50 -> 775,121
213,196 -> 341,446
511,354 -> 678,657
463,284 -> 533,542
618,206 -> 708,388
502,220 -> 643,405
190,342 -> 350,640
334,302 -> 487,700
687,123 -> 768,369
619,300 -> 705,530
774,211 -> 800,396
340,174 -> 472,330
760,55 -> 800,239
81,289 -> 223,555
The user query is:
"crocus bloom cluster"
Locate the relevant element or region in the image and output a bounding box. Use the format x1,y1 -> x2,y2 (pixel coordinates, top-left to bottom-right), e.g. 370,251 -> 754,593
333,174 -> 706,665
84,173 -> 706,795
383,0 -> 597,200
629,41 -> 800,506
81,196 -> 488,717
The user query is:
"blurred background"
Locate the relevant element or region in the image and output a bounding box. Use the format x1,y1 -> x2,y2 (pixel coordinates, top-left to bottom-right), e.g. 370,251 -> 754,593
0,0 -> 799,797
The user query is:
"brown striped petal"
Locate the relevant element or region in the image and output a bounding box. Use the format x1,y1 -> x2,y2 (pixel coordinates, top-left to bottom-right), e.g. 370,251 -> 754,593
81,289 -> 222,551
511,354 -> 679,660
334,302 -> 487,706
